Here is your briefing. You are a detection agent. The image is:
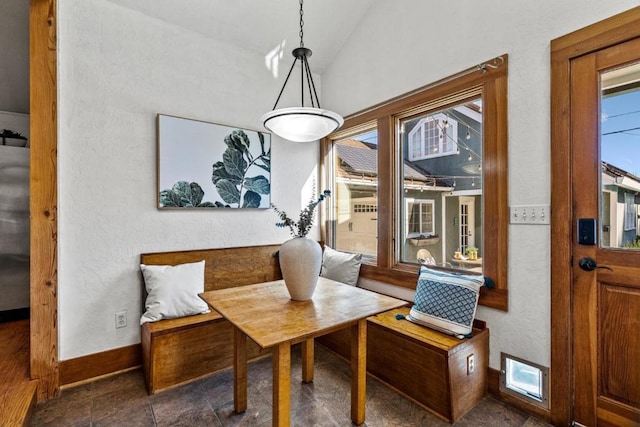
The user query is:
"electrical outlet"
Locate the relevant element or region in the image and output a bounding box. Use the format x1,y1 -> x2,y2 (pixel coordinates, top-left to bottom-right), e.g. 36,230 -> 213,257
467,354 -> 475,375
115,310 -> 127,329
510,204 -> 550,225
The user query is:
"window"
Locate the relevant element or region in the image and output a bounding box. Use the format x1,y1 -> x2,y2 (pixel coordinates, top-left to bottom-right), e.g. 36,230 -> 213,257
322,55 -> 509,311
624,192 -> 636,231
408,113 -> 458,160
400,100 -> 482,269
327,128 -> 378,258
500,353 -> 549,409
405,199 -> 435,237
354,203 -> 377,213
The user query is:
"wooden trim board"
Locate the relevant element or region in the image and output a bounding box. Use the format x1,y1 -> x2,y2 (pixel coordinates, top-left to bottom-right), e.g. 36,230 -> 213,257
59,344 -> 142,387
30,0 -> 59,401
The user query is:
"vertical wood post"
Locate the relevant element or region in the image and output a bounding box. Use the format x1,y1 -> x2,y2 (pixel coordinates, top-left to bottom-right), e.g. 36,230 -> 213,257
30,0 -> 59,401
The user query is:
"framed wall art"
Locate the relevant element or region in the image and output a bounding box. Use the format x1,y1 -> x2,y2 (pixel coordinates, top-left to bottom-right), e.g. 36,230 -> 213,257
157,114 -> 271,209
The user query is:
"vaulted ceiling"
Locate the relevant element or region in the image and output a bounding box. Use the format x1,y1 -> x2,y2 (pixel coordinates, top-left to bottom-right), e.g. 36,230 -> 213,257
1,0 -> 374,114
105,0 -> 375,73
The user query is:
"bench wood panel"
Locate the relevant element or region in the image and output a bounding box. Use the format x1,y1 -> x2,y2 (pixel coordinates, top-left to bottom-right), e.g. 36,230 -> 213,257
141,244 -> 283,292
142,314 -> 267,393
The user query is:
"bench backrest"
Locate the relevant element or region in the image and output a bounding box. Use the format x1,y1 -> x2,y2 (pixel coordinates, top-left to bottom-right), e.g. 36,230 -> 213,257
140,244 -> 283,291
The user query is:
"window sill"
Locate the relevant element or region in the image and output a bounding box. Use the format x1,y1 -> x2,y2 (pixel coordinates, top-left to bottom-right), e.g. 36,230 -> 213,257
359,262 -> 508,311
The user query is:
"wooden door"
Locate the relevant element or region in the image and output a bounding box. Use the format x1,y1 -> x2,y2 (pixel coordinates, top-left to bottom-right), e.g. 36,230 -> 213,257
570,37 -> 640,426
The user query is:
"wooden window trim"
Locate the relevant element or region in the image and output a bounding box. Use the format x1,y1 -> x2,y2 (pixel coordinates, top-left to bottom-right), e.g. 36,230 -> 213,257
321,55 -> 509,311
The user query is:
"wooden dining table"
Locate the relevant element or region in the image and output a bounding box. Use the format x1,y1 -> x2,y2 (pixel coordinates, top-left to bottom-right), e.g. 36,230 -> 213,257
200,277 -> 406,426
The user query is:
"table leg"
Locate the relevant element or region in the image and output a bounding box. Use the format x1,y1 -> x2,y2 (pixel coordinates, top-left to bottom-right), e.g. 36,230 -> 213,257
272,342 -> 291,427
301,338 -> 314,383
351,319 -> 367,425
233,327 -> 247,414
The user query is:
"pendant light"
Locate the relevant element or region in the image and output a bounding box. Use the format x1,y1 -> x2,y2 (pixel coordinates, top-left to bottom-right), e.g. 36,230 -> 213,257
260,0 -> 343,142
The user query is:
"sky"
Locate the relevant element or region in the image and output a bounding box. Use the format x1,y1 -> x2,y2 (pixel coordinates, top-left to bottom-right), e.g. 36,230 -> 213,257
601,88 -> 640,177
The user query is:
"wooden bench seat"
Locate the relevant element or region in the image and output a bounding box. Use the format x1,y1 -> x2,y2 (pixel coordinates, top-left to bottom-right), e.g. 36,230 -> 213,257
317,306 -> 489,423
143,310 -> 222,335
140,245 -> 282,394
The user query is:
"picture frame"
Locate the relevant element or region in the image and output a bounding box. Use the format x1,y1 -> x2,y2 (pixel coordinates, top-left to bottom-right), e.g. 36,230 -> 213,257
157,114 -> 271,209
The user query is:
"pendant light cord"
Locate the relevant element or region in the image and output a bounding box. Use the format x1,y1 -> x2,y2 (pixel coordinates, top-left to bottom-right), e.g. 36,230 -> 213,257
299,0 -> 305,48
270,0 -> 322,110
299,0 -> 305,106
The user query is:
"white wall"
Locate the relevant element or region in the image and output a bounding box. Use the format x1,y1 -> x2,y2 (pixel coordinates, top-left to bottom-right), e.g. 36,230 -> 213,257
58,0 -> 322,359
323,0 -> 639,369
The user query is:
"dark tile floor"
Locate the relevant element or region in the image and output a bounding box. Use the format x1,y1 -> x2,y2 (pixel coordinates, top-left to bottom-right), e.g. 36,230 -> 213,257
32,344 -> 551,426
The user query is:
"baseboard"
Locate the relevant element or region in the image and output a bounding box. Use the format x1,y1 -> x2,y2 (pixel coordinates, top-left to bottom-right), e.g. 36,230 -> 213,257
487,367 -> 551,422
59,344 -> 141,386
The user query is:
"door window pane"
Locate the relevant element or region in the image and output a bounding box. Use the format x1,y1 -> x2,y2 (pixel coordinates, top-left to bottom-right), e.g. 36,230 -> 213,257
600,63 -> 640,249
332,130 -> 378,257
399,99 -> 483,270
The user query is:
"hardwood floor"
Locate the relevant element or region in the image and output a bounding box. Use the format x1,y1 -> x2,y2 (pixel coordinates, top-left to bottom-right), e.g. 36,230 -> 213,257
1,319 -> 38,426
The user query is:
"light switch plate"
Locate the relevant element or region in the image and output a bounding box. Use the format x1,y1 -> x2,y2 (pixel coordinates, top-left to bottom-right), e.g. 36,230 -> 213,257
510,205 -> 550,225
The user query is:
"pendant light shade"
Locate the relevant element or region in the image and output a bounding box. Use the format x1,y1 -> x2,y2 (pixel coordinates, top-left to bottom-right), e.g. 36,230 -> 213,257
261,107 -> 343,143
261,0 -> 343,142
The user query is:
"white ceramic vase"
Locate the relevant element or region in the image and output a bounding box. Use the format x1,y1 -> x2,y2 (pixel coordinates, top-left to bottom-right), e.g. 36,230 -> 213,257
279,236 -> 322,301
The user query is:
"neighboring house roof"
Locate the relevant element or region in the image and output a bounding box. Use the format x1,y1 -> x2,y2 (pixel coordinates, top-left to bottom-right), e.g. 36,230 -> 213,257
336,139 -> 448,186
602,161 -> 640,181
602,161 -> 640,192
337,141 -> 376,175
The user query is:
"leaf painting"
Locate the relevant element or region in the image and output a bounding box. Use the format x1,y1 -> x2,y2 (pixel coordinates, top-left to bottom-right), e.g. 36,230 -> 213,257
158,115 -> 271,209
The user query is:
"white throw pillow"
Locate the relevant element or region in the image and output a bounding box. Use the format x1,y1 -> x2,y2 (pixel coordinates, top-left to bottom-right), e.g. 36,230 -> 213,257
140,260 -> 210,324
320,246 -> 362,286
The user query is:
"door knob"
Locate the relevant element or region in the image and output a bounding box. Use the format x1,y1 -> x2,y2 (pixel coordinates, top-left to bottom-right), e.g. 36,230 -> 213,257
578,257 -> 613,271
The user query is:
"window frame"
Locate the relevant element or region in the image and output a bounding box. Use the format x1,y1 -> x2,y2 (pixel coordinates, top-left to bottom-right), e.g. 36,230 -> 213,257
321,55 -> 509,311
405,198 -> 435,238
